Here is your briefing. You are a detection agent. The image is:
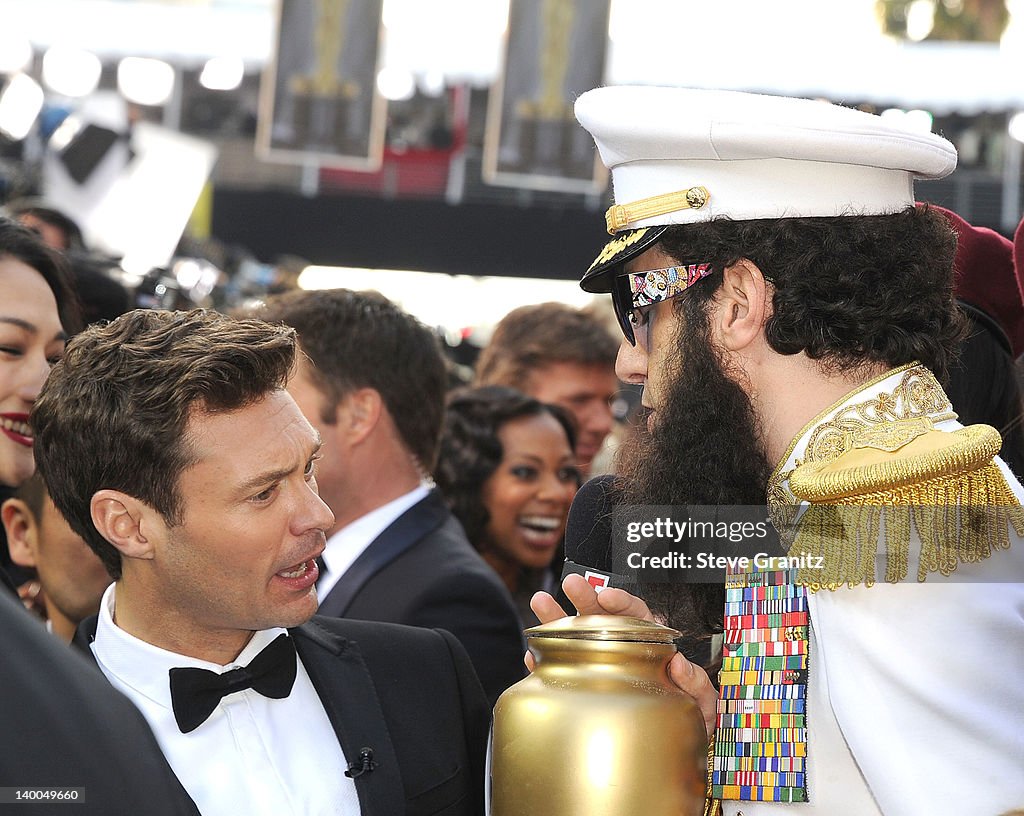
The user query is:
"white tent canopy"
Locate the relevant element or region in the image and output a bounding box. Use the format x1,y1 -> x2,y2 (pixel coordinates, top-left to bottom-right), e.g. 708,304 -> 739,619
3,0 -> 1023,114
609,39 -> 1024,117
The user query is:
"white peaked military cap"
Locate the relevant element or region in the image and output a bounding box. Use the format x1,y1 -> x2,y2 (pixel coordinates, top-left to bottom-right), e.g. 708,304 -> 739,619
575,85 -> 958,293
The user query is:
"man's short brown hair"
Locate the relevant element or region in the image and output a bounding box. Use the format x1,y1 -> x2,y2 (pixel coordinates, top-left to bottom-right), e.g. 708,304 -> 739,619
31,309 -> 296,579
474,302 -> 618,391
254,289 -> 447,473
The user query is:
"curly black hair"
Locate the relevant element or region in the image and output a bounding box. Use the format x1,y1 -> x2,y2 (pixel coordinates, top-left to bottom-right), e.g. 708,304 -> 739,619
435,385 -> 578,549
656,205 -> 965,382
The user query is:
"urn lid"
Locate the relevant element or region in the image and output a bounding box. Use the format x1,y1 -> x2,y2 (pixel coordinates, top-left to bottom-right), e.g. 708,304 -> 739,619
524,615 -> 681,643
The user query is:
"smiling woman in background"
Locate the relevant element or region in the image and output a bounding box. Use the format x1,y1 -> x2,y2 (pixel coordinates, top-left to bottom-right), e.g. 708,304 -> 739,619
0,217 -> 81,596
436,385 -> 580,628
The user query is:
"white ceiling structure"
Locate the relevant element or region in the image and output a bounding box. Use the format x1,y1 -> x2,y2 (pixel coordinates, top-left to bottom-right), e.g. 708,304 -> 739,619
2,0 -> 1023,113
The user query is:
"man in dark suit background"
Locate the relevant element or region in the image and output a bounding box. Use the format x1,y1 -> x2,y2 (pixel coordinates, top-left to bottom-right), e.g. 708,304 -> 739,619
32,308 -> 489,816
256,290 -> 527,706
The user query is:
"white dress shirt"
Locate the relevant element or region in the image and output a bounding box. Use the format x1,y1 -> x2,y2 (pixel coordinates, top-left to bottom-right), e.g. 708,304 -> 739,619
317,484 -> 430,601
90,585 -> 360,816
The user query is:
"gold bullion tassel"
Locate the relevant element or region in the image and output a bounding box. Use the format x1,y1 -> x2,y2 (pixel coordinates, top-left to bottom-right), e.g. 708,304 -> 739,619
787,422 -> 1024,589
703,798 -> 722,816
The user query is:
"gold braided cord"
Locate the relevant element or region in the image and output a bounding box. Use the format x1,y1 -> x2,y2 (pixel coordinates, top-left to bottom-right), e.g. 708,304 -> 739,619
792,461 -> 1024,590
604,186 -> 710,234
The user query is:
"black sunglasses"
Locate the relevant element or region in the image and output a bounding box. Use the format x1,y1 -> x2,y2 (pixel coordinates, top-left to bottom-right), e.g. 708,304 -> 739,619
611,262 -> 716,346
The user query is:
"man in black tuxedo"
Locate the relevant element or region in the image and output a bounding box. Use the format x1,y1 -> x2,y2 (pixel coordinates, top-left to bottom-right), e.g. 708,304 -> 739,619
256,290 -> 526,706
32,308 -> 489,816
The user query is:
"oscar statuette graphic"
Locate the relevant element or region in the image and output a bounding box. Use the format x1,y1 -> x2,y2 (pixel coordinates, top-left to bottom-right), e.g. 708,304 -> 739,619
483,0 -> 610,193
259,0 -> 385,169
511,0 -> 580,176
286,0 -> 361,153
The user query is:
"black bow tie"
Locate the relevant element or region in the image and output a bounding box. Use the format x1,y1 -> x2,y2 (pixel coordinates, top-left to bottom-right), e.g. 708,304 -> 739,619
168,634 -> 297,734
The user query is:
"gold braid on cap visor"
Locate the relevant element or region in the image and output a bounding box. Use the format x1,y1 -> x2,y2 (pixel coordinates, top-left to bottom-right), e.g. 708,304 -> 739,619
605,186 -> 710,234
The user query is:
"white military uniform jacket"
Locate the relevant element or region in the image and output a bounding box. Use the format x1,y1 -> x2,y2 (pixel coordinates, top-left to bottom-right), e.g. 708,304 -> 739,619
719,364 -> 1024,816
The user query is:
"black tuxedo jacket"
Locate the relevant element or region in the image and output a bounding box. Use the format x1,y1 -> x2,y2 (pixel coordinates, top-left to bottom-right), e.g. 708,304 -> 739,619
74,615 -> 490,816
1,591 -> 199,816
319,490 -> 526,705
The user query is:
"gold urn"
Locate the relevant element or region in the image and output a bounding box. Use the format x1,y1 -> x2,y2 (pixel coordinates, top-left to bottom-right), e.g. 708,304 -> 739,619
489,615 -> 707,816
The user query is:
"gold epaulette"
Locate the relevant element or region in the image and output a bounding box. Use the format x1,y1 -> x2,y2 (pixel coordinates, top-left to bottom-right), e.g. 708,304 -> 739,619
786,419 -> 1024,589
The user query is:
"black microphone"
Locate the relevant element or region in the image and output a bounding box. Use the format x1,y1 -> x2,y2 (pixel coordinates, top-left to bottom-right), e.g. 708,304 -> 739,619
558,475 -> 714,667
557,475 -> 637,611
344,747 -> 377,778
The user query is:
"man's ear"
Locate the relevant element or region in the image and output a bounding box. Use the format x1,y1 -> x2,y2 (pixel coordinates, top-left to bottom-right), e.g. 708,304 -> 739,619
90,490 -> 161,561
336,388 -> 384,447
711,258 -> 772,353
2,499 -> 39,568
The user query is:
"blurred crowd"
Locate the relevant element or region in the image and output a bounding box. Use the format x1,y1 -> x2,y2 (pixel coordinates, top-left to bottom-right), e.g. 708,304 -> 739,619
4,197 -> 1024,662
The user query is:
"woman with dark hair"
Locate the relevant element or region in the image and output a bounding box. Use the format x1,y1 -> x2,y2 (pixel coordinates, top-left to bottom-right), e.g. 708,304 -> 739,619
0,217 -> 81,595
436,385 -> 580,627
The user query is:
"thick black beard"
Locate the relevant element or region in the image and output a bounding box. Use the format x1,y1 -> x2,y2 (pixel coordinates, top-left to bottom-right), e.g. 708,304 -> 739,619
616,299 -> 773,641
